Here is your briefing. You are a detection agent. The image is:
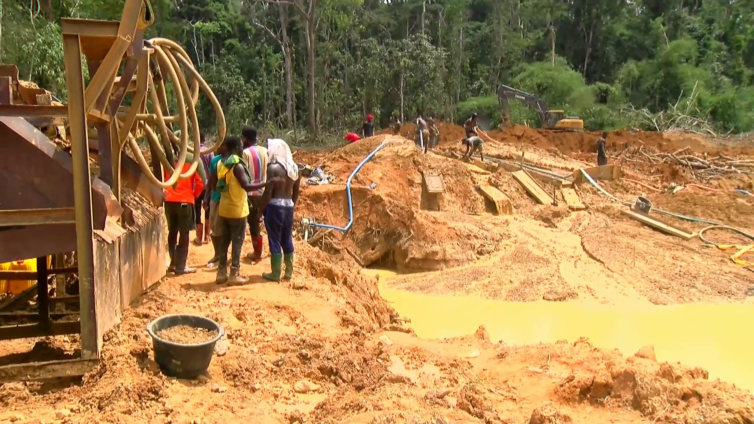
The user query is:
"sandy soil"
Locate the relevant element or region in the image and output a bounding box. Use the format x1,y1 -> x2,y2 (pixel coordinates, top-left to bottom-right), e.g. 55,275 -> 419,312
2,124 -> 754,423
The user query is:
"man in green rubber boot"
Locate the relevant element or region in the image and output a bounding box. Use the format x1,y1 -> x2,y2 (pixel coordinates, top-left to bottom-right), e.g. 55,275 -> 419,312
259,138 -> 301,282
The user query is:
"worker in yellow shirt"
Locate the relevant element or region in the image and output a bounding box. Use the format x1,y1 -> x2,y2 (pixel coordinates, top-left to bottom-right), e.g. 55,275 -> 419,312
205,136 -> 270,285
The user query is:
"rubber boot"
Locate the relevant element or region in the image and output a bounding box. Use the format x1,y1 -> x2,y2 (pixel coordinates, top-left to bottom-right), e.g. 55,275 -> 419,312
283,252 -> 294,281
228,267 -> 248,286
194,223 -> 204,246
215,267 -> 228,284
247,236 -> 263,262
263,254 -> 283,282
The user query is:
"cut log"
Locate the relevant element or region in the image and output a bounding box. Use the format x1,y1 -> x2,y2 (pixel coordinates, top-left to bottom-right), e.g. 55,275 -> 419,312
512,170 -> 554,205
621,210 -> 696,240
478,185 -> 513,215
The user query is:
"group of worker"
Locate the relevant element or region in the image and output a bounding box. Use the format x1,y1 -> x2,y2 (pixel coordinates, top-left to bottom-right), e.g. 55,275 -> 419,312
163,128 -> 300,286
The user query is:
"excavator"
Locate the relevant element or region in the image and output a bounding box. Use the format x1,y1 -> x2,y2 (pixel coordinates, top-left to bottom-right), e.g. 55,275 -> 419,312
497,84 -> 584,131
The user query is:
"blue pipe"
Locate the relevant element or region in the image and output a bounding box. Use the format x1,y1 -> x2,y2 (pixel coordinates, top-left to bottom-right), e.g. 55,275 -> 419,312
311,140 -> 391,232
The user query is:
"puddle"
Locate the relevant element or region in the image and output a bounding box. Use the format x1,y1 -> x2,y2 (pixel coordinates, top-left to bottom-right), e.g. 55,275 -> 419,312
366,269 -> 754,392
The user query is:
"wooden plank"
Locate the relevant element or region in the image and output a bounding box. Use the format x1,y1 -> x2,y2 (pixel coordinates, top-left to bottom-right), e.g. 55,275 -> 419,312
478,185 -> 513,215
0,358 -> 98,382
423,173 -> 446,194
561,187 -> 586,211
512,170 -> 554,205
0,105 -> 68,118
620,210 -> 696,240
573,165 -> 622,184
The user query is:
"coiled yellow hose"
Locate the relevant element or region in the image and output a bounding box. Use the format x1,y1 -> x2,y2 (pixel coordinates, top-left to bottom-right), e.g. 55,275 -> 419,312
120,38 -> 226,189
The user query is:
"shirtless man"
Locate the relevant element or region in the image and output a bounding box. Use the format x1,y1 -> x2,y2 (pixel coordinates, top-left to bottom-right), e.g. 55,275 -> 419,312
416,113 -> 429,150
464,113 -> 479,138
259,139 -> 301,282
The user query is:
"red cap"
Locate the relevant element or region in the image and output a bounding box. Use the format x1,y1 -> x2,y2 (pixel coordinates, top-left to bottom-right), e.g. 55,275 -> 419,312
367,114 -> 374,121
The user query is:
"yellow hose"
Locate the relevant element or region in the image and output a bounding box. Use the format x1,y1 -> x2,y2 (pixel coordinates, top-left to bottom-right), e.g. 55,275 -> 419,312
118,37 -> 225,188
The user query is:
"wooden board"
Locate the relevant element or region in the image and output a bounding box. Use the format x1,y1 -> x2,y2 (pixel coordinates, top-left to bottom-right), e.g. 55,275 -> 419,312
512,170 -> 554,205
573,165 -> 622,184
423,173 -> 446,194
621,210 -> 696,240
561,187 -> 586,210
478,185 -> 513,215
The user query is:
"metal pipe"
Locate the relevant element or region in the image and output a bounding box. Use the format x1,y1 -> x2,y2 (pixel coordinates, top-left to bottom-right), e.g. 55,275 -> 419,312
311,141 -> 391,233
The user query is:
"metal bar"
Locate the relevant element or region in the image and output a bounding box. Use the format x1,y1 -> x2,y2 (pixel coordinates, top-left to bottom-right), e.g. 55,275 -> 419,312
63,34 -> 98,359
50,296 -> 80,305
0,268 -> 78,280
36,257 -> 50,330
0,358 -> 97,382
0,208 -> 75,227
0,285 -> 36,312
0,321 -> 80,341
0,76 -> 11,105
0,105 -> 68,117
61,18 -> 119,38
0,312 -> 78,318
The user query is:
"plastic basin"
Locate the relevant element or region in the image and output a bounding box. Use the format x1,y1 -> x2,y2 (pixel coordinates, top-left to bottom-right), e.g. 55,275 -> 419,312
146,314 -> 225,379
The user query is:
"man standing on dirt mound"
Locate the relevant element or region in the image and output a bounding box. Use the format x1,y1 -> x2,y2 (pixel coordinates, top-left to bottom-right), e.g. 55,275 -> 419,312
204,140 -> 229,269
260,139 -> 301,283
416,113 -> 430,150
241,127 -> 268,263
597,132 -> 608,166
208,136 -> 269,285
363,114 -> 375,138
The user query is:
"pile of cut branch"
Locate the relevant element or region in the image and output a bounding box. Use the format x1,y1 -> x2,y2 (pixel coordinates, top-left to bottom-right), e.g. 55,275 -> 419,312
623,82 -> 719,136
618,146 -> 754,181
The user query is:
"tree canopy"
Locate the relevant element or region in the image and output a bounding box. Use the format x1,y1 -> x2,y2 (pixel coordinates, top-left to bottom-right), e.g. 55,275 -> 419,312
4,0 -> 754,138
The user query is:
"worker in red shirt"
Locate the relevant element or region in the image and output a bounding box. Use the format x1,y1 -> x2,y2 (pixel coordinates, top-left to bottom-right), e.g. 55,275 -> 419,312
344,132 -> 361,144
164,161 -> 205,275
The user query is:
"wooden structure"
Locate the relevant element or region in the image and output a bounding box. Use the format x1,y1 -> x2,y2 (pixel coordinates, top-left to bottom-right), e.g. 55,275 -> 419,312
0,0 -> 218,381
512,170 -> 555,205
478,185 -> 513,215
572,164 -> 622,184
561,187 -> 586,211
421,172 -> 445,211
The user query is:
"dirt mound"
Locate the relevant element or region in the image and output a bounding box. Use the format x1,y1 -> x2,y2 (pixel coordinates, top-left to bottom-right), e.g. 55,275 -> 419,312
297,136 -> 506,272
376,120 -> 467,146
487,126 -> 751,156
556,342 -> 754,423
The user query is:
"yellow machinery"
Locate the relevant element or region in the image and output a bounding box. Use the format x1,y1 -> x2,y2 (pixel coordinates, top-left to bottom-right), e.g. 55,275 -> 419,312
497,84 -> 584,131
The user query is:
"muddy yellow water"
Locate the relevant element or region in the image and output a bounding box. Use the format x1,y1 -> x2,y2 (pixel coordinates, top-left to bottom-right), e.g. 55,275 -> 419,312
368,270 -> 754,393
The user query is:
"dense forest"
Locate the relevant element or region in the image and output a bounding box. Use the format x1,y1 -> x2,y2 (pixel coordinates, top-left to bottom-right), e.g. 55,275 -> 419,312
3,0 -> 754,140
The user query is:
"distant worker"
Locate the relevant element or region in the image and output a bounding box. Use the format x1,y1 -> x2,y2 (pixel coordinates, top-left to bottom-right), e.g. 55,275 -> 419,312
462,136 -> 484,162
391,115 -> 402,135
194,134 -> 214,246
208,136 -> 269,285
416,113 -> 429,149
596,132 -> 608,166
241,126 -> 268,263
344,132 -> 361,144
260,139 -> 301,282
164,157 -> 205,275
428,117 -> 440,151
363,114 -> 375,138
464,113 -> 479,138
